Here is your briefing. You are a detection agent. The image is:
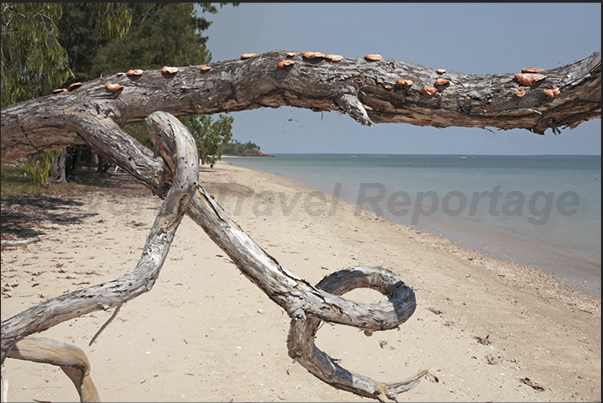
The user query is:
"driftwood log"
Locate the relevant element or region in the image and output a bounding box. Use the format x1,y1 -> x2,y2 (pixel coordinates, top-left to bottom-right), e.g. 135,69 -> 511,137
1,49 -> 601,402
5,337 -> 100,402
0,237 -> 40,249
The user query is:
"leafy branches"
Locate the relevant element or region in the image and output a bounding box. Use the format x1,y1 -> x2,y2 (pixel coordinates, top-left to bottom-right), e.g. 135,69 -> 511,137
1,3 -> 72,107
221,140 -> 264,156
89,3 -> 214,78
180,115 -> 234,168
21,149 -> 62,187
57,4 -> 132,83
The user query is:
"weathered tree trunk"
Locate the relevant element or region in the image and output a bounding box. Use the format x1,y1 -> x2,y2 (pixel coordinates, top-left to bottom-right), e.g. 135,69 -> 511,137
49,148 -> 67,183
1,49 -> 601,401
66,145 -> 83,179
96,155 -> 111,174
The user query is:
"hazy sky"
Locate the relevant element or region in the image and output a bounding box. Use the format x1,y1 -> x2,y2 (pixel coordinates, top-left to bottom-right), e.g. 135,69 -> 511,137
198,3 -> 601,155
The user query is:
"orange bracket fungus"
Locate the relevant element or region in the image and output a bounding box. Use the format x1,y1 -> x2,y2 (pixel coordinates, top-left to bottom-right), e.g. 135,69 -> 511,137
126,69 -> 143,76
277,59 -> 296,69
200,65 -> 212,71
303,51 -> 326,59
396,78 -> 413,86
326,54 -> 343,62
365,54 -> 382,61
52,88 -> 67,94
422,85 -> 438,95
435,69 -> 447,74
543,88 -> 560,98
105,83 -> 124,92
522,67 -> 544,73
286,52 -> 296,57
434,78 -> 451,86
161,66 -> 179,74
67,82 -> 82,91
241,53 -> 257,59
515,89 -> 526,97
515,73 -> 547,86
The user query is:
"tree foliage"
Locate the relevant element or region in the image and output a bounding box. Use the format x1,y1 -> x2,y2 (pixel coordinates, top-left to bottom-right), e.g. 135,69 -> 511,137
1,2 -> 238,186
180,115 -> 234,167
1,3 -> 133,185
57,3 -> 133,83
222,140 -> 264,155
22,149 -> 62,187
89,3 -> 217,78
1,3 -> 72,107
93,3 -> 239,168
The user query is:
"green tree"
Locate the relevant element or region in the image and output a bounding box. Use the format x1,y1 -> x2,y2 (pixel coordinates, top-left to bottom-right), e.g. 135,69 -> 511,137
1,4 -> 133,186
180,115 -> 234,168
87,3 -> 239,168
222,140 -> 263,155
2,3 -> 238,184
1,3 -> 72,107
57,3 -> 133,83
89,3 -> 215,77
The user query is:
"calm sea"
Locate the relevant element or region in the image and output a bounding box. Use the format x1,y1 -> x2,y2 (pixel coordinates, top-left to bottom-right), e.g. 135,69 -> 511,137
222,154 -> 601,296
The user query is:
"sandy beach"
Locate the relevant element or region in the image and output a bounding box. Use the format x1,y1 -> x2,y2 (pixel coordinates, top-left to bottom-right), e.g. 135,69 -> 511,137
1,160 -> 600,402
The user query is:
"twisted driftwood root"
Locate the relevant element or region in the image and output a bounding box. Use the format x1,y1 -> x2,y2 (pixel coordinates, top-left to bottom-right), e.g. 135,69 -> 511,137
287,266 -> 428,401
5,337 -> 100,402
0,111 -> 199,400
1,112 -> 423,401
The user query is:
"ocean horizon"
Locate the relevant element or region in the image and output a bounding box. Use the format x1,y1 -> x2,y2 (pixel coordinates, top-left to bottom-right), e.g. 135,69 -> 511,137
222,153 -> 601,297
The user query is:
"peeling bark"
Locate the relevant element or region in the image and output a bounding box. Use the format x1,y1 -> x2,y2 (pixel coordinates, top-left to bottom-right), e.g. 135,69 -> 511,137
0,49 -> 601,401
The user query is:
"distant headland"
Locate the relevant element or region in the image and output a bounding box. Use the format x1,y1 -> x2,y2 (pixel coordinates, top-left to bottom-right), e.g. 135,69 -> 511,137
221,140 -> 272,157
223,153 -> 274,157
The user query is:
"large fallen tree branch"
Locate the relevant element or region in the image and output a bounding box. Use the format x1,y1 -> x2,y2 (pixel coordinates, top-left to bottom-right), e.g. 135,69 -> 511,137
1,49 -> 601,401
1,49 -> 600,165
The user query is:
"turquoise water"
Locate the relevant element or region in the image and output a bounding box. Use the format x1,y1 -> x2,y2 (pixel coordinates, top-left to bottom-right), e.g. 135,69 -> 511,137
223,154 -> 601,296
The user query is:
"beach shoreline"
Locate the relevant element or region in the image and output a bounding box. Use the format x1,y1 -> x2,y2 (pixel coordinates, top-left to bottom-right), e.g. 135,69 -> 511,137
219,160 -> 601,307
1,160 -> 600,402
221,154 -> 602,298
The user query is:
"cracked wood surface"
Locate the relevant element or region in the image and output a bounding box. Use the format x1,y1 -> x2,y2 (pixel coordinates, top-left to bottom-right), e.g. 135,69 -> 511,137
1,49 -> 600,165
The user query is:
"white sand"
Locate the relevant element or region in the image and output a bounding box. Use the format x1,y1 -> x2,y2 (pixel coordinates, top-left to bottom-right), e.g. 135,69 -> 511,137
1,161 -> 600,402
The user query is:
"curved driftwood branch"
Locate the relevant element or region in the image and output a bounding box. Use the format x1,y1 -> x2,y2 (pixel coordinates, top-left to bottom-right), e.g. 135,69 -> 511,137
1,112 -> 198,397
1,111 -> 423,401
287,266 -> 428,402
6,337 -> 100,402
